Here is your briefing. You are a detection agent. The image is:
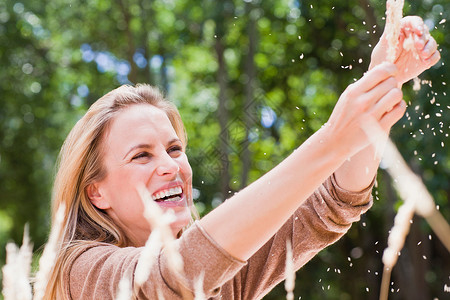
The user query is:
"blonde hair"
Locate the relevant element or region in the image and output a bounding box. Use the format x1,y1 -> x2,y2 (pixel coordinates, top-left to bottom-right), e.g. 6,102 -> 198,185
44,84 -> 197,299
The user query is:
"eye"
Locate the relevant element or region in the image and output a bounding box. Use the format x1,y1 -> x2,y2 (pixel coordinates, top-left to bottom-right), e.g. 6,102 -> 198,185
132,152 -> 152,161
168,145 -> 183,156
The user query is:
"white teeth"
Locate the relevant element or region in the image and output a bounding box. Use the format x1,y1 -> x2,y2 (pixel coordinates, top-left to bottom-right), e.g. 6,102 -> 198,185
151,186 -> 183,201
169,187 -> 180,195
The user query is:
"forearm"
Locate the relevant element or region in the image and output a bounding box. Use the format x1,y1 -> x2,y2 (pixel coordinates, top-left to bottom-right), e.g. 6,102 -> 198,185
199,62 -> 402,262
239,175 -> 373,299
199,126 -> 347,261
334,144 -> 381,192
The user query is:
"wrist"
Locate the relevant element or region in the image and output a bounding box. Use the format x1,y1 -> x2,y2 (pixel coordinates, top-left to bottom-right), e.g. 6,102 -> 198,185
309,123 -> 350,165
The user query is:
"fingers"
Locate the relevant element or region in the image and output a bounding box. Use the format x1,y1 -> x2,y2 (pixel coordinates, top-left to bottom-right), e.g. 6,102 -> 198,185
419,35 -> 437,57
372,87 -> 403,120
379,100 -> 407,131
364,76 -> 398,107
425,49 -> 441,68
420,39 -> 441,70
400,16 -> 430,50
354,63 -> 398,93
401,16 -> 426,36
399,15 -> 441,70
402,17 -> 438,58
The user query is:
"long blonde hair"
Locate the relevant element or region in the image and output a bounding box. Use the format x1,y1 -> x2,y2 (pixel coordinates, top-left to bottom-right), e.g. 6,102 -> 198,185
44,84 -> 197,299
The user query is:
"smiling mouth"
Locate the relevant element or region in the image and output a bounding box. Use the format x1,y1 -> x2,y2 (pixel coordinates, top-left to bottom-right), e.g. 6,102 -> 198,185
152,186 -> 183,202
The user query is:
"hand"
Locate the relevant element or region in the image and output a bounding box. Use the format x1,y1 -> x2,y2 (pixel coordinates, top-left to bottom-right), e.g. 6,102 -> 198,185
327,63 -> 406,157
369,16 -> 440,85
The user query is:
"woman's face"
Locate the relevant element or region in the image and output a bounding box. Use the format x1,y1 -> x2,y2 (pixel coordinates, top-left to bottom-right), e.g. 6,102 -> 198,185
88,104 -> 192,246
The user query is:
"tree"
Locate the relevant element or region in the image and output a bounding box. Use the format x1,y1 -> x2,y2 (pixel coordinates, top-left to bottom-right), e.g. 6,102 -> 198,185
1,0 -> 449,298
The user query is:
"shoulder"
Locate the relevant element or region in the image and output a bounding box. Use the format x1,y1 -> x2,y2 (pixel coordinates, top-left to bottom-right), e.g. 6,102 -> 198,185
68,241 -> 142,276
66,242 -> 142,298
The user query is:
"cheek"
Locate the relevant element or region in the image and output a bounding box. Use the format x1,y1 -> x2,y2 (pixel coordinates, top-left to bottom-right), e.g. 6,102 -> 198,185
102,168 -> 149,207
115,164 -> 152,184
178,154 -> 193,203
179,154 -> 192,181
108,186 -> 142,211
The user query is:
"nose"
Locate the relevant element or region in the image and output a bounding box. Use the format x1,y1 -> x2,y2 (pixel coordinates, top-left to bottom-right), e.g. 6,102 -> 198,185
155,151 -> 180,177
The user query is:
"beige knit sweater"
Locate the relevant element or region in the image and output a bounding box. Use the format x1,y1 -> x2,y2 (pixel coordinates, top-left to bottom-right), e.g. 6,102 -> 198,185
67,175 -> 373,299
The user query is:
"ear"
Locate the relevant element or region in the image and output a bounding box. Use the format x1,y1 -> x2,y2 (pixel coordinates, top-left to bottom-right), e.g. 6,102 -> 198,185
86,183 -> 111,210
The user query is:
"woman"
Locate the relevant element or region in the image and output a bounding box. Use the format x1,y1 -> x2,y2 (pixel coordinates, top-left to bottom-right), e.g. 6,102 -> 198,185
45,16 -> 439,299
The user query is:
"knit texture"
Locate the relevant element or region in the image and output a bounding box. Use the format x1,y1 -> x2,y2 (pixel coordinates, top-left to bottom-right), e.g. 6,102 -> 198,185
67,174 -> 373,299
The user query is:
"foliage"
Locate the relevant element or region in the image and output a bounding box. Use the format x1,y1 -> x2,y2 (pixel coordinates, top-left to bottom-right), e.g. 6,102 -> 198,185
1,0 -> 449,299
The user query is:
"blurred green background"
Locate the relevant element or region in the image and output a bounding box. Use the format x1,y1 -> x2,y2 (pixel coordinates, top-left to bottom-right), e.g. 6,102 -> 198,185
1,0 -> 449,299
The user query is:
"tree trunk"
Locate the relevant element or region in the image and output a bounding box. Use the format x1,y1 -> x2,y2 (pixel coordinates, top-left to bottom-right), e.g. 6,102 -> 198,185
359,0 -> 382,47
139,0 -> 155,85
240,2 -> 257,189
215,36 -> 231,199
117,0 -> 138,83
393,217 -> 430,300
371,171 -> 399,300
159,44 -> 169,92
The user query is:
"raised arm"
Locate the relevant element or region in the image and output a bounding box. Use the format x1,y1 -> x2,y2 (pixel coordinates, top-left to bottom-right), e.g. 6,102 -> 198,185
369,16 -> 440,85
334,16 -> 440,192
199,63 -> 400,261
233,175 -> 374,299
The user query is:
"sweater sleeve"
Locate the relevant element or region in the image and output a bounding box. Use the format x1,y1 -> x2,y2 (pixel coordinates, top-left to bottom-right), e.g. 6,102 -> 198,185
67,222 -> 246,299
230,174 -> 374,300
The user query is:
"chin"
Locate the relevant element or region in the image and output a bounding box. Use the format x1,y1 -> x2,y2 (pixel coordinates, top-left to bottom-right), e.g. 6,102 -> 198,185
170,208 -> 192,236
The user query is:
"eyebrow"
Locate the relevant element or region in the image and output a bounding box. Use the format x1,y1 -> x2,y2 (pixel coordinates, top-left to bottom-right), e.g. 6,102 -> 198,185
123,138 -> 182,159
